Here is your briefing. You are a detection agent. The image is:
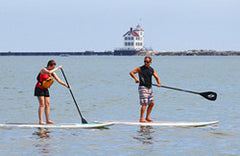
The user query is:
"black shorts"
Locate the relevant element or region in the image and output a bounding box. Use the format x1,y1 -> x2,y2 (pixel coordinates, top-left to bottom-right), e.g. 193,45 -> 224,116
34,87 -> 50,97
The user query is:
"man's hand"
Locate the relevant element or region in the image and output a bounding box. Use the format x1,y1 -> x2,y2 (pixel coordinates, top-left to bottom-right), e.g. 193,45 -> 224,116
135,79 -> 140,83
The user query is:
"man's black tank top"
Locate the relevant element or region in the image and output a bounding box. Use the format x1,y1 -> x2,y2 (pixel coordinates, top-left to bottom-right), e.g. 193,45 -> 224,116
139,65 -> 154,89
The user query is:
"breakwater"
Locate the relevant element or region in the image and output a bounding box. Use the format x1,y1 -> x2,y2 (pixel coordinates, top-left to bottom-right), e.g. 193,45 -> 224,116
0,51 -> 113,56
0,50 -> 240,56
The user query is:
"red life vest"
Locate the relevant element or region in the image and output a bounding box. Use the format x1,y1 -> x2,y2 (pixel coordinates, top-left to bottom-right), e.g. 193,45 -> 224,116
36,72 -> 54,89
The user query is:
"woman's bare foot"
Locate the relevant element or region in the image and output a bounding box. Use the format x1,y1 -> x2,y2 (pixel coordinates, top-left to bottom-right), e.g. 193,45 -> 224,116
46,120 -> 54,124
39,121 -> 46,125
140,119 -> 147,123
146,118 -> 153,122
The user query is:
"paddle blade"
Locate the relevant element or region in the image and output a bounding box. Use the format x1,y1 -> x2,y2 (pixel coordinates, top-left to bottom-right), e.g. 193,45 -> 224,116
82,118 -> 88,124
200,92 -> 217,101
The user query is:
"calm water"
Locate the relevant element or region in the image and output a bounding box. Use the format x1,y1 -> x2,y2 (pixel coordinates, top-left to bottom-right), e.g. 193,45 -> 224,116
0,56 -> 239,155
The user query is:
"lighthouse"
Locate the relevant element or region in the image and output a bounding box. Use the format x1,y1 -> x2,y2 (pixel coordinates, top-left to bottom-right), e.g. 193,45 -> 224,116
114,25 -> 144,55
123,25 -> 144,50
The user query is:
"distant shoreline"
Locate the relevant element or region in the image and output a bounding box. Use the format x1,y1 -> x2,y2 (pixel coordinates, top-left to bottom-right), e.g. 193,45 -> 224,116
0,50 -> 240,56
141,50 -> 240,56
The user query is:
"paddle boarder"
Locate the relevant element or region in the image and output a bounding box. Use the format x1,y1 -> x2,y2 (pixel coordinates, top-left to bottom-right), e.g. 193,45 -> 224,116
34,60 -> 70,125
130,56 -> 161,122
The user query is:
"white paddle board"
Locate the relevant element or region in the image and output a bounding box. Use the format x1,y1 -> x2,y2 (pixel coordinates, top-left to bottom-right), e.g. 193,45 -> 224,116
94,121 -> 219,127
0,122 -> 114,129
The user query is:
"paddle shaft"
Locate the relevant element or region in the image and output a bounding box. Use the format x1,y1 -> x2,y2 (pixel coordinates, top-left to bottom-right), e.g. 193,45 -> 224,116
60,68 -> 88,123
152,84 -> 199,95
152,84 -> 217,101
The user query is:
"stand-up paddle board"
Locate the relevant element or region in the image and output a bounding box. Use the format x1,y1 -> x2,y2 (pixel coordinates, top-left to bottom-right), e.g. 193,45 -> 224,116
0,122 -> 114,129
94,121 -> 218,127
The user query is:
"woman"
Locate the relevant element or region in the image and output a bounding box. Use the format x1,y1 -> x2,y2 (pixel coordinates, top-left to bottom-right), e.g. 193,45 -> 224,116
34,60 -> 70,125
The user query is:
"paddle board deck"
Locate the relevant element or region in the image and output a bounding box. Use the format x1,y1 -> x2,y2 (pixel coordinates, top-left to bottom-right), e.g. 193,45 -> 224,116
0,122 -> 114,129
94,121 -> 219,127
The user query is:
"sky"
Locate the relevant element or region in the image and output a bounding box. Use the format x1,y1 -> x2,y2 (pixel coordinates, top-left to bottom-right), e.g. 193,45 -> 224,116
0,0 -> 240,52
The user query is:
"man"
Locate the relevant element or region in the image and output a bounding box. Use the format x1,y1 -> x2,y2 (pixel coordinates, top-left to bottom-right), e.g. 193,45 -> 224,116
130,56 -> 161,122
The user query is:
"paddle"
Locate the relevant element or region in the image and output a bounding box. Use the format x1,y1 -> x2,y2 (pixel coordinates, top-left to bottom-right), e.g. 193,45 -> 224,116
60,68 -> 88,124
152,84 -> 217,101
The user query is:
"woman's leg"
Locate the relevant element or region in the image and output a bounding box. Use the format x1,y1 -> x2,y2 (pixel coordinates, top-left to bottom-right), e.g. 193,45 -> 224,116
44,97 -> 54,124
37,96 -> 46,124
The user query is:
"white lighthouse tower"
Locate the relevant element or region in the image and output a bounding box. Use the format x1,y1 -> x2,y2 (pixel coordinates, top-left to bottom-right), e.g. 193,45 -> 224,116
123,24 -> 144,50
114,24 -> 145,55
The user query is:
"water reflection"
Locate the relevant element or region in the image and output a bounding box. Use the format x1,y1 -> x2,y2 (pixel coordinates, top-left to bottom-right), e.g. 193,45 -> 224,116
33,128 -> 50,138
32,128 -> 51,154
134,126 -> 154,144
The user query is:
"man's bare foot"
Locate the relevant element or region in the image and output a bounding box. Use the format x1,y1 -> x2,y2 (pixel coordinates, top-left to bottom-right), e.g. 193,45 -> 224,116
46,121 -> 54,124
140,119 -> 147,123
146,118 -> 153,122
39,121 -> 46,125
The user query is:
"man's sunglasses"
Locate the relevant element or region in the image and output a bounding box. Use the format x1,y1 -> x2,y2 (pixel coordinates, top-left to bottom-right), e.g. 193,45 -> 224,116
144,61 -> 151,63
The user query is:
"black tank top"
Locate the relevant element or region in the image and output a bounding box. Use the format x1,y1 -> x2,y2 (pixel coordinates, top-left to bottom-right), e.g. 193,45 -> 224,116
139,65 -> 154,88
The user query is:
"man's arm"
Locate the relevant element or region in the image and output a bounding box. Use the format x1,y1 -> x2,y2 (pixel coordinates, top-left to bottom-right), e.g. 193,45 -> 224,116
153,70 -> 161,87
130,67 -> 141,83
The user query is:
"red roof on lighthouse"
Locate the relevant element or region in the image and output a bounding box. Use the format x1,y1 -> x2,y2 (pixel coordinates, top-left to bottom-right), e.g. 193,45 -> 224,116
123,27 -> 139,37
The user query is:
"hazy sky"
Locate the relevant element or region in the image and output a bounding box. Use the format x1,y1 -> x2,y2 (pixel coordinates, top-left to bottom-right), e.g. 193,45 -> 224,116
1,0 -> 239,52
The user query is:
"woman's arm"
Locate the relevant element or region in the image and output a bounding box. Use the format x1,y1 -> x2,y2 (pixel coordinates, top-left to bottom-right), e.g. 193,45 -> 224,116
52,73 -> 70,89
41,65 -> 63,75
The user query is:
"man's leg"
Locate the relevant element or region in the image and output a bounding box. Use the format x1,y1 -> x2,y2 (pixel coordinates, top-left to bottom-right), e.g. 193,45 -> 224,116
146,101 -> 154,122
140,104 -> 147,122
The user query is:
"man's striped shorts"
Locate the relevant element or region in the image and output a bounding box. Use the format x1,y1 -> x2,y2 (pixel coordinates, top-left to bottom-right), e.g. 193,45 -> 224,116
138,86 -> 154,105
